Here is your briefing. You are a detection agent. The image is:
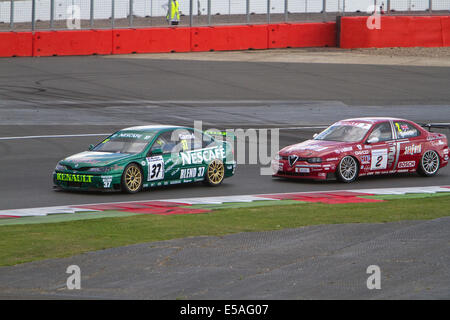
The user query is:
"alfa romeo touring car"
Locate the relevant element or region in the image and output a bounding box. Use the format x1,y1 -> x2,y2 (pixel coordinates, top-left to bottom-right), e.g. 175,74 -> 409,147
272,118 -> 448,183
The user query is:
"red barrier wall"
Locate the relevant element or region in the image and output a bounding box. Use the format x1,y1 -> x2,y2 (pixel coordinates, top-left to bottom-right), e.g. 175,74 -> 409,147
33,30 -> 113,56
340,16 -> 448,48
113,27 -> 191,54
442,16 -> 450,47
191,25 -> 269,51
0,32 -> 33,57
269,22 -> 336,48
1,17 -> 448,58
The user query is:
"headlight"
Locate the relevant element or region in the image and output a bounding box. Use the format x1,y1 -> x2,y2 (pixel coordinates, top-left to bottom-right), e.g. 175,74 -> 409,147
86,167 -> 113,173
307,157 -> 322,163
55,163 -> 67,171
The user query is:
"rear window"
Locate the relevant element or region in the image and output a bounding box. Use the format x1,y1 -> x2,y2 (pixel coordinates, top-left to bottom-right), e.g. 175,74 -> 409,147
394,121 -> 420,139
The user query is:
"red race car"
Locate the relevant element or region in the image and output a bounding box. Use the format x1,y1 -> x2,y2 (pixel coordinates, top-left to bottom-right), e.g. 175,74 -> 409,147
272,118 -> 449,183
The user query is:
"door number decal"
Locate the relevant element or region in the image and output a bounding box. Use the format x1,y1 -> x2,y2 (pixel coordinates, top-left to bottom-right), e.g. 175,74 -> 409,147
147,156 -> 164,181
370,149 -> 388,170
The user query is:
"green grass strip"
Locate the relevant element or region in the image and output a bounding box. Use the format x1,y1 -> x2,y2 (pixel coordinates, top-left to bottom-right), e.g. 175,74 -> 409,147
0,211 -> 139,226
361,192 -> 450,201
1,195 -> 450,266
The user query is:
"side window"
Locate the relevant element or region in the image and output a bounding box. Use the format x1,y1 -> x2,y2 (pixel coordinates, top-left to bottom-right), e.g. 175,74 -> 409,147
172,129 -> 196,153
367,122 -> 393,142
202,133 -> 217,149
150,131 -> 175,154
394,121 -> 420,139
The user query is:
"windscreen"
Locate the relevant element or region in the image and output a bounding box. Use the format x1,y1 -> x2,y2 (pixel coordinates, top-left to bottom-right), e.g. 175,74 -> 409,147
314,122 -> 372,142
93,132 -> 155,154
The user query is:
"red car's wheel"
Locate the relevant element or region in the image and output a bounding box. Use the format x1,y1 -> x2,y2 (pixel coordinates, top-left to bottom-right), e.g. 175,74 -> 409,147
336,156 -> 359,183
418,150 -> 440,177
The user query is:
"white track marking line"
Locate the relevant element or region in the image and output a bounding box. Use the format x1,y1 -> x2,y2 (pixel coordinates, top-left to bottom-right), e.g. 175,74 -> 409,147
0,133 -> 111,140
0,127 -> 327,141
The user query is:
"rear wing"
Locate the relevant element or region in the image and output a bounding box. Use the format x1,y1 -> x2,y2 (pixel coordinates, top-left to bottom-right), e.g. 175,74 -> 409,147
419,123 -> 450,132
204,130 -> 236,140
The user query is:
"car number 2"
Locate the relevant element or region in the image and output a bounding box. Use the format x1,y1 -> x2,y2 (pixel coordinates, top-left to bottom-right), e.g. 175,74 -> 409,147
147,156 -> 164,181
370,149 -> 388,170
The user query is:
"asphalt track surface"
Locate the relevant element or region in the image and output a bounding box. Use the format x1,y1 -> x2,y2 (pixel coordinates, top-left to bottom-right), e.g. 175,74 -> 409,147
0,54 -> 449,299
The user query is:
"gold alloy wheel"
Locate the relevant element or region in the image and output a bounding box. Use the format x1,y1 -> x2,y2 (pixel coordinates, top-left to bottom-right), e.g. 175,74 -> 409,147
206,159 -> 225,185
124,164 -> 142,192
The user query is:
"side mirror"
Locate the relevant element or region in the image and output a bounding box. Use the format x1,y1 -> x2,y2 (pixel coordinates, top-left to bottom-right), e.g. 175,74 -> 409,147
313,133 -> 318,139
88,144 -> 95,151
150,148 -> 163,155
367,137 -> 379,144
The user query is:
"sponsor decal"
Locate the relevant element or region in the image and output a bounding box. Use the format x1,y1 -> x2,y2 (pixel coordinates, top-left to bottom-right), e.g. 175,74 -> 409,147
179,133 -> 196,140
398,161 -> 416,169
180,167 -> 205,179
287,144 -> 328,153
181,147 -> 225,165
443,149 -> 448,155
295,167 -> 310,173
342,122 -> 371,130
427,135 -> 444,141
147,156 -> 164,181
56,173 -> 93,183
387,145 -> 396,167
370,149 -> 388,170
360,155 -> 371,164
325,157 -> 338,161
432,140 -> 445,146
101,176 -> 113,188
116,133 -> 143,139
336,147 -> 353,154
355,150 -> 370,156
404,144 -> 422,155
357,144 -> 362,150
170,168 -> 180,176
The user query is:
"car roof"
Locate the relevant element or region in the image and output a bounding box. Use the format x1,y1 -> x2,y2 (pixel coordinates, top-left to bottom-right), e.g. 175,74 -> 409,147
119,125 -> 185,133
340,117 -> 409,124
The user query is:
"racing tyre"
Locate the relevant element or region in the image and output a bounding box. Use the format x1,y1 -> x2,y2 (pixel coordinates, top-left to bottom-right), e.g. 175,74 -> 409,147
418,150 -> 440,177
122,163 -> 143,193
203,159 -> 225,186
336,156 -> 359,183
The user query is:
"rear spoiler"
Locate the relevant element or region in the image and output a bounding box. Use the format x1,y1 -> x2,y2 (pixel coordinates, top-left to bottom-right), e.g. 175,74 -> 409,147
204,130 -> 236,140
419,123 -> 450,132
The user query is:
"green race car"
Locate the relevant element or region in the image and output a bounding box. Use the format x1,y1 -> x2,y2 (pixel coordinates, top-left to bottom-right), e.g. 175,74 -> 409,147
53,125 -> 236,193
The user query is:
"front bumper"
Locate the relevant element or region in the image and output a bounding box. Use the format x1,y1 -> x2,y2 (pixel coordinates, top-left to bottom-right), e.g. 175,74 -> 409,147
271,159 -> 336,180
53,171 -> 122,191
